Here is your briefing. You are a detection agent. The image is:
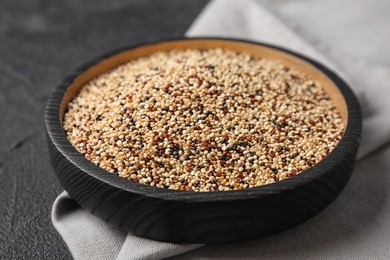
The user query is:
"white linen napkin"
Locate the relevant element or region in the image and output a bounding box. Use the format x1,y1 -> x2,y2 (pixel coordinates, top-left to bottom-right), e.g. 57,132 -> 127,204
52,193 -> 202,260
52,0 -> 390,259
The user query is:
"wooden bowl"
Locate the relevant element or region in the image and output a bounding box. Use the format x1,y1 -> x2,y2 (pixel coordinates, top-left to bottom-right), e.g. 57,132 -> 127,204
45,38 -> 362,243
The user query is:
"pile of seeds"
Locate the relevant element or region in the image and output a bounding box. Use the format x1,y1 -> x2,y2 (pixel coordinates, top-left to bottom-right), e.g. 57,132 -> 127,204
63,48 -> 344,192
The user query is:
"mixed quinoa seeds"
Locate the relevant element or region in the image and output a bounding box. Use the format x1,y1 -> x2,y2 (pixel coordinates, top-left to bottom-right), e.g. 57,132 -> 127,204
63,48 -> 344,192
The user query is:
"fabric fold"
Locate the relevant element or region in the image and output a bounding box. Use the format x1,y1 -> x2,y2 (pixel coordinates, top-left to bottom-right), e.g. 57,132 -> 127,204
52,191 -> 203,260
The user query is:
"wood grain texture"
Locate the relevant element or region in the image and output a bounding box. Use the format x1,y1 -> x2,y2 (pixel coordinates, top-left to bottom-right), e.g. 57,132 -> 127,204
45,38 -> 362,243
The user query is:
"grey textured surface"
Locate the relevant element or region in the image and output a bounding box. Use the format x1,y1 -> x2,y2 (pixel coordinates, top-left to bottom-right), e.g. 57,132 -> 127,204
0,0 -> 208,259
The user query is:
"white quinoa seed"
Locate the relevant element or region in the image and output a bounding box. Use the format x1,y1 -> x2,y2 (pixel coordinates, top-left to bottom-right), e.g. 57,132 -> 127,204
63,48 -> 344,192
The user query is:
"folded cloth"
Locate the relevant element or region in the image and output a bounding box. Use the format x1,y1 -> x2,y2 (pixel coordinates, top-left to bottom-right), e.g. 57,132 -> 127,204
52,0 -> 390,259
52,193 -> 203,260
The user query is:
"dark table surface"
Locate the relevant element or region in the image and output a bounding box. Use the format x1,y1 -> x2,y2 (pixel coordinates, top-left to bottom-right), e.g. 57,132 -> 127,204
0,1 -> 208,258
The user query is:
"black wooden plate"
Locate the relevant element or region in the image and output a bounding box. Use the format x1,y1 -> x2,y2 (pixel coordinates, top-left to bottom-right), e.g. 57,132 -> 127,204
45,38 -> 362,243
